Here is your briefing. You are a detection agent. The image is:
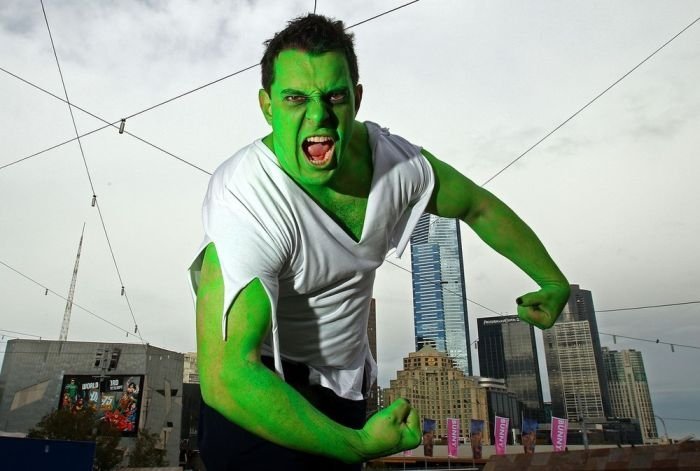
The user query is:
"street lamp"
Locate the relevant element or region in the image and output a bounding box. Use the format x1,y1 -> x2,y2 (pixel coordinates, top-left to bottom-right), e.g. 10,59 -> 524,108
654,415 -> 669,444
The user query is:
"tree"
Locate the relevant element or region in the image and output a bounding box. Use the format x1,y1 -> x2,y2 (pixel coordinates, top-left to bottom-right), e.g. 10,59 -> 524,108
28,408 -> 123,471
128,429 -> 168,467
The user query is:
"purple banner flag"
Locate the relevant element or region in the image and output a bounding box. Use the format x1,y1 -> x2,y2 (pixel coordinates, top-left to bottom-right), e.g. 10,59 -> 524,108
447,418 -> 460,457
470,419 -> 484,459
551,417 -> 568,452
494,416 -> 509,455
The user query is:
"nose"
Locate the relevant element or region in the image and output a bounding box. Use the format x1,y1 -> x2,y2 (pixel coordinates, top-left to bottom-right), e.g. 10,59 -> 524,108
305,96 -> 330,124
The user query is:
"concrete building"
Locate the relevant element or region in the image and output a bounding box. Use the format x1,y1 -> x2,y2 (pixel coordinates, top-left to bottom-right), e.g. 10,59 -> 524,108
603,347 -> 658,443
477,315 -> 544,418
183,351 -> 199,384
0,339 -> 183,465
410,213 -> 471,375
382,346 -> 488,441
543,284 -> 610,420
180,351 -> 201,465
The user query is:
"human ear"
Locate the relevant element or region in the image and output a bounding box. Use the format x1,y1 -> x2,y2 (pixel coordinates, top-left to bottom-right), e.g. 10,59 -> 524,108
258,89 -> 273,125
354,84 -> 363,114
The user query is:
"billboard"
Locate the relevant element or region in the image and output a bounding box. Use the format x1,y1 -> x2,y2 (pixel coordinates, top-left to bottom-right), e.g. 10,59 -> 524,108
58,374 -> 144,436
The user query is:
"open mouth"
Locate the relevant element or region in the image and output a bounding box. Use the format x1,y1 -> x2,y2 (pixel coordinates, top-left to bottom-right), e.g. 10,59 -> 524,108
302,136 -> 335,167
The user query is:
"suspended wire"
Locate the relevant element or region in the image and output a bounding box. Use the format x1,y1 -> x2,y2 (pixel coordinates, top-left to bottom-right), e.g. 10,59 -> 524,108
480,15 -> 700,187
597,300 -> 700,313
384,258 -> 504,317
658,417 -> 700,423
112,2 -> 421,124
0,259 -> 144,340
40,0 -> 96,193
0,121 -> 113,172
39,1 -> 144,344
0,328 -> 42,339
390,218 -> 698,323
412,14 -> 700,236
345,0 -> 420,29
599,332 -> 700,351
1,1 -> 421,173
94,198 -> 144,342
384,238 -> 699,353
121,62 -> 260,125
0,66 -> 211,175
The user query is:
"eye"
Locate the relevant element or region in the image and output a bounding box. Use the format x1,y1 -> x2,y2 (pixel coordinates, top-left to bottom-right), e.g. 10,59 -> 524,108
328,93 -> 347,104
284,95 -> 307,104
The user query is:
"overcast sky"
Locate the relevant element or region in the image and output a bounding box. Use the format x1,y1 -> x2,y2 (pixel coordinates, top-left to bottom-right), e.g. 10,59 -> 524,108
1,0 -> 698,439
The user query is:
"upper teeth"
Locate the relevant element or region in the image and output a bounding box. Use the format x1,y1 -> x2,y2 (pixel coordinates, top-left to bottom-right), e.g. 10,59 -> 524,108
306,136 -> 334,143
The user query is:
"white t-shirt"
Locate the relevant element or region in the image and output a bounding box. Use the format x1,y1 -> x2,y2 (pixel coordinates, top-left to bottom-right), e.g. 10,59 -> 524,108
189,121 -> 434,400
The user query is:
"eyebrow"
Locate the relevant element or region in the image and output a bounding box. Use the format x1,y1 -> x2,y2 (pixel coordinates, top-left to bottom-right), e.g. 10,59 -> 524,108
280,88 -> 307,95
280,87 -> 350,96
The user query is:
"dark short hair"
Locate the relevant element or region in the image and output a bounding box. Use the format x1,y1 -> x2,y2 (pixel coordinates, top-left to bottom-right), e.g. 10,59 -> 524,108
261,14 -> 359,93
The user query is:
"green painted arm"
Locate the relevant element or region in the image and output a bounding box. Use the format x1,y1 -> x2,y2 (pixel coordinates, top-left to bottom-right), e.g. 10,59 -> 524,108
196,243 -> 421,463
422,149 -> 570,328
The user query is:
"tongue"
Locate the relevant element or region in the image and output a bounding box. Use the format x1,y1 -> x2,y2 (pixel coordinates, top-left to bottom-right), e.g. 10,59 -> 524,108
307,142 -> 331,160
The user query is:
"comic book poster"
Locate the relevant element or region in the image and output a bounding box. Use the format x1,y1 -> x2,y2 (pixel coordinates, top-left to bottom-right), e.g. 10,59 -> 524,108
470,419 -> 484,459
522,418 -> 538,454
422,418 -> 436,457
58,375 -> 143,436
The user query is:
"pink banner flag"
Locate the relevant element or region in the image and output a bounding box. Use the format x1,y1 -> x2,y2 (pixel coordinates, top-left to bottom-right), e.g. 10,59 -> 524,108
551,417 -> 568,452
447,418 -> 460,457
494,416 -> 509,455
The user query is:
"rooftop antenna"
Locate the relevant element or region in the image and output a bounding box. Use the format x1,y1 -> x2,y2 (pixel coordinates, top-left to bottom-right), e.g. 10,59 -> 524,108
59,223 -> 85,341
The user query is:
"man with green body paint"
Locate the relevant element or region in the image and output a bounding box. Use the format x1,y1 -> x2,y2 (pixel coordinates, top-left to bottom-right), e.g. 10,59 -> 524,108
190,14 -> 569,470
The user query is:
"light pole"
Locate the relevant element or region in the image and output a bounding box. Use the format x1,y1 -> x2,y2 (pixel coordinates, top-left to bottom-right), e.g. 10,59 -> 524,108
575,393 -> 589,450
654,415 -> 669,444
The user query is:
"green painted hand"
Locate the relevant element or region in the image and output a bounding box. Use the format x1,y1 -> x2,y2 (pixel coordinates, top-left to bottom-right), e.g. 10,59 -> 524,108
516,283 -> 570,329
357,398 -> 421,459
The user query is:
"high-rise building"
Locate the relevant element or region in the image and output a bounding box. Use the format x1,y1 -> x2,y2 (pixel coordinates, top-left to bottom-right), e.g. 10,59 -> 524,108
382,346 -> 489,441
410,213 -> 471,375
477,316 -> 544,417
543,284 -> 611,420
603,347 -> 658,443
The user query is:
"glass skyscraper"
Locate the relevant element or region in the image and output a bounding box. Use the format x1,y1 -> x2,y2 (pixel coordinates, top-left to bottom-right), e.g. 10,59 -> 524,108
410,213 -> 472,375
477,315 -> 544,417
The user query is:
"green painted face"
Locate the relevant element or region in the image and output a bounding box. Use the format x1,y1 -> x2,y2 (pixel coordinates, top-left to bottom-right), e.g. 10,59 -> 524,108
259,49 -> 361,187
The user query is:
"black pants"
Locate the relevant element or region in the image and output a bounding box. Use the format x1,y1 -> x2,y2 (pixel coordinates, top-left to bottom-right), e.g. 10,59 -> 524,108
199,357 -> 367,470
